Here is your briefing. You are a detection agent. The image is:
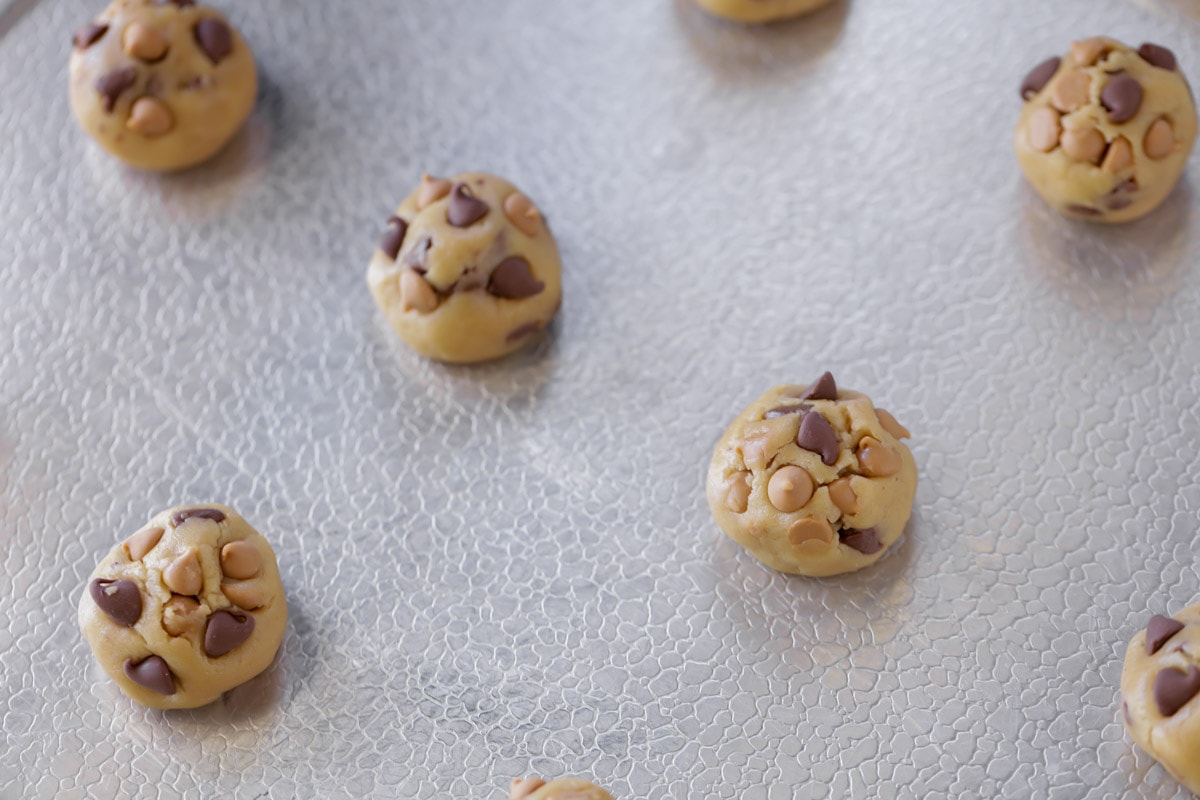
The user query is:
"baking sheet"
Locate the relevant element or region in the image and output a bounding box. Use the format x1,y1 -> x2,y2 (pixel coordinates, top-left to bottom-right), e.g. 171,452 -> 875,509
2,0 -> 1200,797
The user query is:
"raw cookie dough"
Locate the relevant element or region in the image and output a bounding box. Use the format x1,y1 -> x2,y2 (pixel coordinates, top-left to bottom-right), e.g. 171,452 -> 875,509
1121,603 -> 1200,794
79,504 -> 286,709
69,0 -> 257,171
509,777 -> 613,800
1014,37 -> 1197,223
706,373 -> 917,577
691,0 -> 835,23
367,172 -> 563,363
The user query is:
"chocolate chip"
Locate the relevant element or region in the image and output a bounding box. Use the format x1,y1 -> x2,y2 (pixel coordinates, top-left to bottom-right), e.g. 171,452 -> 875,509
1138,43 -> 1177,72
72,22 -> 108,50
1146,614 -> 1186,655
1066,204 -> 1103,217
446,183 -> 489,228
1123,701 -> 1132,725
204,609 -> 255,657
95,67 -> 138,113
194,18 -> 233,65
1101,75 -> 1144,123
1154,666 -> 1200,717
89,579 -> 142,627
488,257 -> 545,299
163,0 -> 196,6
1020,56 -> 1061,101
801,372 -> 838,401
506,321 -> 542,342
796,411 -> 839,466
840,528 -> 882,555
123,656 -> 176,695
170,507 -> 226,527
403,234 -> 433,273
379,217 -> 408,260
763,403 -> 811,420
1105,180 -> 1138,210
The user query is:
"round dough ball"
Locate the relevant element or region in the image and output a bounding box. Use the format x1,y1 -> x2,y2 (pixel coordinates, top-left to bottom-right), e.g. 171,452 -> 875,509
68,0 -> 257,171
1121,603 -> 1200,795
509,777 -> 613,800
79,504 -> 286,709
691,0 -> 835,23
367,172 -> 563,364
1014,37 -> 1197,223
706,373 -> 917,577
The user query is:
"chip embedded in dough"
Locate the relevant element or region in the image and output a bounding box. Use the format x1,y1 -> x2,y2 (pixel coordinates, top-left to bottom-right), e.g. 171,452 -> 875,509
508,777 -> 614,800
706,373 -> 918,577
690,0 -> 835,24
78,503 -> 287,709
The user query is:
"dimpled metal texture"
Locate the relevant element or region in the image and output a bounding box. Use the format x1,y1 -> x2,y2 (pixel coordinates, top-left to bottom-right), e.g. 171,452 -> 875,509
2,0 -> 1200,797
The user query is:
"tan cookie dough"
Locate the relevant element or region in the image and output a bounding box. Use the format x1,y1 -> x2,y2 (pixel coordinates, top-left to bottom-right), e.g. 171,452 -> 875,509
79,504 -> 286,709
706,373 -> 917,577
1121,603 -> 1200,795
69,0 -> 257,171
691,0 -> 834,23
1015,37 -> 1197,223
367,172 -> 563,363
509,777 -> 613,800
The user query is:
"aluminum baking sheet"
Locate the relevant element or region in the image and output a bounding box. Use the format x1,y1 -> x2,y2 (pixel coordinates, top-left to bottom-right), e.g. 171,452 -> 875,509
3,0 -> 1200,797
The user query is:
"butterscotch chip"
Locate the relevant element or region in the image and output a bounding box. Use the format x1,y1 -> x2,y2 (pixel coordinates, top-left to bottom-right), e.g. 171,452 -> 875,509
737,415 -> 801,472
1061,126 -> 1106,164
828,477 -> 859,516
787,517 -> 834,547
503,193 -> 542,237
766,466 -> 813,513
417,175 -> 452,209
1070,37 -> 1110,67
1101,136 -> 1134,173
163,550 -> 202,595
1027,108 -> 1062,152
123,525 -> 164,561
1050,70 -> 1091,113
162,595 -> 205,637
221,581 -> 266,610
220,541 -> 261,580
122,21 -> 168,62
857,437 -> 901,478
399,269 -> 438,313
1144,118 -> 1177,160
126,96 -> 173,137
723,471 -> 752,514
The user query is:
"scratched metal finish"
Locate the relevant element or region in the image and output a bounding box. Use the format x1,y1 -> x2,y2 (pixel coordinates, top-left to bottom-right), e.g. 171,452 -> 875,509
2,0 -> 1199,797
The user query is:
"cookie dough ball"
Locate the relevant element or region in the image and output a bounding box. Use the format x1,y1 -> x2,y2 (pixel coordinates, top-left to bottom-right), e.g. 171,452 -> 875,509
1015,37 -> 1197,223
706,373 -> 917,577
690,0 -> 834,23
1121,603 -> 1200,794
68,0 -> 257,171
509,777 -> 613,800
79,504 -> 286,709
367,172 -> 563,363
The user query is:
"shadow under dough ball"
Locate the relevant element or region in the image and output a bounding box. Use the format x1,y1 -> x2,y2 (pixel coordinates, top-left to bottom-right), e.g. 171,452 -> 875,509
68,0 -> 257,171
1014,37 -> 1197,223
690,0 -> 835,23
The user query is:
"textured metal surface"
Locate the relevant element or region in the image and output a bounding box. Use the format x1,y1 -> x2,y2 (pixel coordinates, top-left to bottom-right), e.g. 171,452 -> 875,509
2,0 -> 1200,797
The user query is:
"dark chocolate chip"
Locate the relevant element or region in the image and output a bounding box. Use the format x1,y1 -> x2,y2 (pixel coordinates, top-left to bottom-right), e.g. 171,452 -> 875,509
840,528 -> 882,555
1066,204 -> 1103,217
404,234 -> 433,273
1101,75 -> 1144,123
796,411 -> 839,466
1146,615 -> 1186,655
506,321 -> 542,343
764,403 -> 811,420
89,579 -> 142,627
1104,180 -> 1138,210
1020,56 -> 1061,101
72,22 -> 108,50
446,183 -> 489,228
204,609 -> 255,657
123,656 -> 176,695
487,257 -> 545,299
1138,43 -> 1177,72
800,372 -> 838,401
95,67 -> 138,113
194,18 -> 233,65
379,217 -> 408,260
163,0 -> 196,6
1153,666 -> 1200,717
171,507 -> 226,527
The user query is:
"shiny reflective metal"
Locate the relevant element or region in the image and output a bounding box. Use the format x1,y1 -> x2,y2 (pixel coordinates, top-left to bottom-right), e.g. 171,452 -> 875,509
3,0 -> 1200,797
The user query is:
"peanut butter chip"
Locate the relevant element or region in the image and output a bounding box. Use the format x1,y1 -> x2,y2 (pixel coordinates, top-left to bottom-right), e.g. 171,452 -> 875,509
162,595 -> 205,637
723,471 -> 752,514
874,408 -> 910,440
220,541 -> 261,580
857,437 -> 901,478
1028,108 -> 1061,153
1144,118 -> 1177,160
503,192 -> 542,237
122,21 -> 169,62
787,517 -> 834,548
1061,126 -> 1106,165
738,415 -> 801,472
1050,70 -> 1091,113
828,477 -> 859,516
1070,37 -> 1109,68
221,581 -> 266,610
399,269 -> 438,313
1101,136 -> 1134,173
417,174 -> 452,209
123,525 -> 164,561
767,466 -> 814,513
163,550 -> 202,595
126,97 -> 174,137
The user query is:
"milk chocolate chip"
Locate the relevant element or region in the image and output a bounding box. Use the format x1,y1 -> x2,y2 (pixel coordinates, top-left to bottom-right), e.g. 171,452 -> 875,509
446,183 -> 489,228
796,412 -> 839,466
764,403 -> 810,420
1020,57 -> 1061,100
73,22 -> 108,50
840,527 -> 882,555
1138,43 -> 1177,72
1154,666 -> 1200,717
89,579 -> 143,627
1101,75 -> 1143,124
204,610 -> 255,657
171,507 -> 226,527
1146,615 -> 1185,655
488,257 -> 545,299
194,18 -> 233,65
800,371 -> 837,401
124,655 -> 176,695
96,67 -> 138,113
